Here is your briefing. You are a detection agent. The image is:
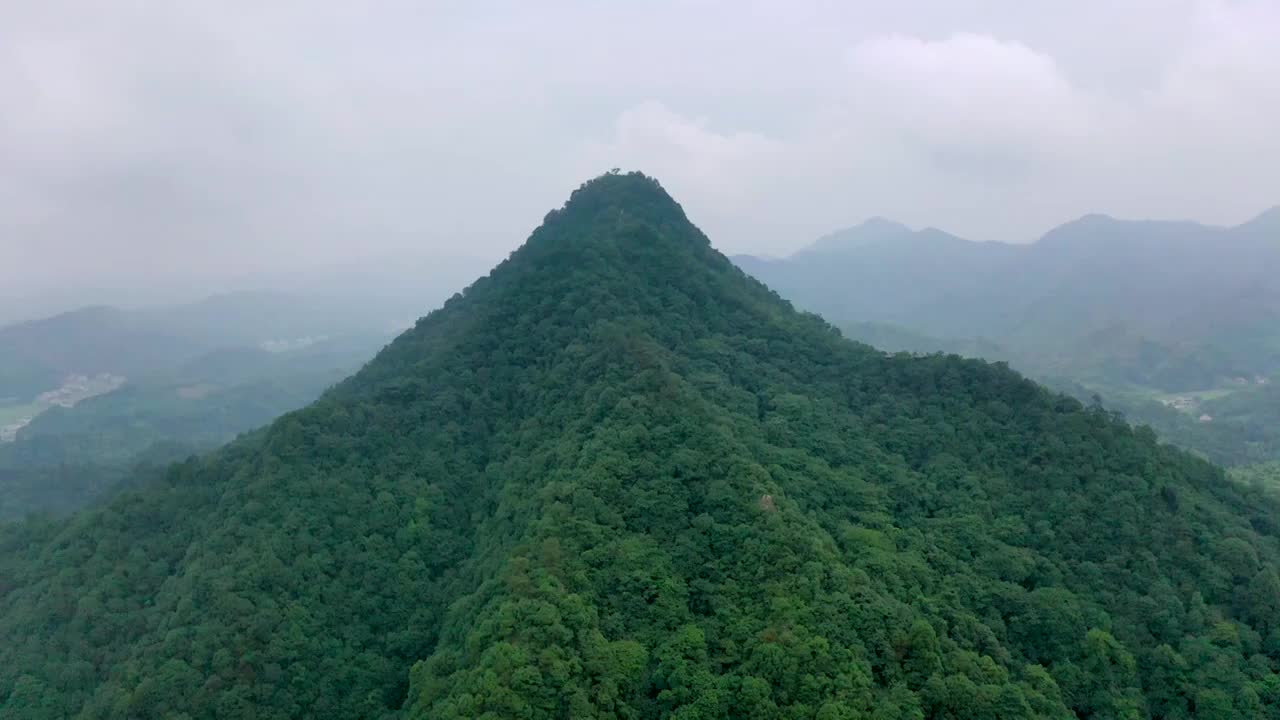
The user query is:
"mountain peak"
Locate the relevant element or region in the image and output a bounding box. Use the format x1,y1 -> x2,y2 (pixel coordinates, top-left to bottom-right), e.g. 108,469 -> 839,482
1240,205 -> 1280,231
790,217 -> 983,259
857,216 -> 911,233
502,171 -> 719,273
360,170 -> 746,393
1039,212 -> 1223,249
548,170 -> 690,230
1037,213 -> 1125,245
797,217 -> 914,256
3,304 -> 124,334
1064,212 -> 1119,228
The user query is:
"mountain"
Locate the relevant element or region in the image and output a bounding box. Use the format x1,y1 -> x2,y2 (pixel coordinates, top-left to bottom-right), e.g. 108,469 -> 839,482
735,211 -> 1280,377
0,306 -> 206,403
795,217 -> 917,255
734,211 -> 1280,465
734,221 -> 1017,331
1239,206 -> 1280,234
3,173 -> 1280,718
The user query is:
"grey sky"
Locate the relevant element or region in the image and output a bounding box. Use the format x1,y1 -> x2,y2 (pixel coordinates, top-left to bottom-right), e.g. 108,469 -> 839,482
2,0 -> 1277,298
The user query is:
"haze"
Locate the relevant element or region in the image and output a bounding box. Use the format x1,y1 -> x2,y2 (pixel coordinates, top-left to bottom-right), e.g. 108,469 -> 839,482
3,0 -> 1278,314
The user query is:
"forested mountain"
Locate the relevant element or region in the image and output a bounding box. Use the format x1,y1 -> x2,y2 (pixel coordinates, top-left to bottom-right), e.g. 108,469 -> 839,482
4,173 -> 1280,718
735,210 -> 1280,465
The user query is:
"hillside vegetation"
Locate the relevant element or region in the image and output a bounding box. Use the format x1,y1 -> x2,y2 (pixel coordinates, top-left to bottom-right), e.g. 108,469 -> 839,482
3,173 -> 1280,719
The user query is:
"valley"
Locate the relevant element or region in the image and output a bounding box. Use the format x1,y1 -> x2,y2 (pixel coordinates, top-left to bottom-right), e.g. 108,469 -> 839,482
0,373 -> 125,441
0,298 -> 399,520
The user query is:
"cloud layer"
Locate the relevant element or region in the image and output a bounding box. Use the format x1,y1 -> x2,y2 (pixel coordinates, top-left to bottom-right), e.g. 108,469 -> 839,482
2,0 -> 1277,296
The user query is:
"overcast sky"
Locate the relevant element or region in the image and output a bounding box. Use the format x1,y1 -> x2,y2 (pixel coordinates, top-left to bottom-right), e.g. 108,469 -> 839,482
2,0 -> 1278,300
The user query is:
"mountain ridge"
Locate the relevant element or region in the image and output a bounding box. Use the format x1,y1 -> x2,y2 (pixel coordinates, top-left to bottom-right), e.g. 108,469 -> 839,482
1241,205 -> 1280,232
3,173 -> 1280,718
754,204 -> 1278,262
735,202 -> 1280,391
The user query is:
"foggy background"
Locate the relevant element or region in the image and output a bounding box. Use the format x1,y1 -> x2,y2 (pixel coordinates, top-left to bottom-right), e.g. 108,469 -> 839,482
3,0 -> 1278,321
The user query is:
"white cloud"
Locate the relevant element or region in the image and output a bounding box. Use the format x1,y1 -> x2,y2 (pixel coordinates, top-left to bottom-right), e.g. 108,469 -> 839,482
2,0 -> 1279,292
601,102 -> 783,195
843,32 -> 1107,166
1150,0 -> 1280,135
577,2 -> 1280,251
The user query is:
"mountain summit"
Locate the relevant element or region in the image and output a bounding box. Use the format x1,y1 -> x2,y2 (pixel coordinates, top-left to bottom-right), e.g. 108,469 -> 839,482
797,217 -> 929,256
1240,205 -> 1280,232
3,172 -> 1280,718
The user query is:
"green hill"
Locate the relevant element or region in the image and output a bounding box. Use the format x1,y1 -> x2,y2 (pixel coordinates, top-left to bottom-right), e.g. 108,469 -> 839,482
3,173 -> 1280,719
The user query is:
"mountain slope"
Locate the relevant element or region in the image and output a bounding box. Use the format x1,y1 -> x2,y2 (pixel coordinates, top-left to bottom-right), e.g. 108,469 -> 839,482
3,173 -> 1280,719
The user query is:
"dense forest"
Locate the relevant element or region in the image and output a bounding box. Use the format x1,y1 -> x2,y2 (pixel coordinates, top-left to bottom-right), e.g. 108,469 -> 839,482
833,318 -> 1280,469
1234,462 -> 1280,496
3,173 -> 1280,718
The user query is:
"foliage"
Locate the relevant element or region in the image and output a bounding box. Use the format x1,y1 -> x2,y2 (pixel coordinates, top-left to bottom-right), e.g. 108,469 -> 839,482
2,173 -> 1280,719
1040,377 -> 1280,467
1232,462 -> 1280,495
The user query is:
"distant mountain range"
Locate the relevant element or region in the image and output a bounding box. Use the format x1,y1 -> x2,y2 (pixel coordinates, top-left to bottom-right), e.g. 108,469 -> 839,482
735,207 -> 1280,464
736,207 -> 1280,389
